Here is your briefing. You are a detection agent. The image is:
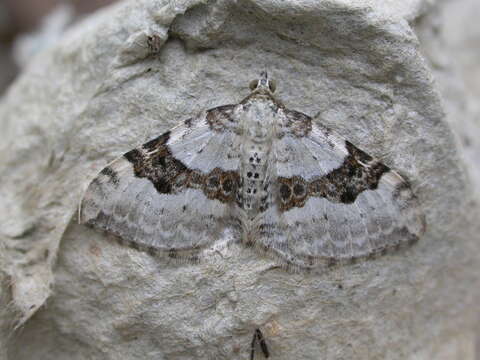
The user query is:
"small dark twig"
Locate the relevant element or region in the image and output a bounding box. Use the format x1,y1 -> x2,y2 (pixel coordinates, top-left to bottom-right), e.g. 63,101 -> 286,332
250,328 -> 270,359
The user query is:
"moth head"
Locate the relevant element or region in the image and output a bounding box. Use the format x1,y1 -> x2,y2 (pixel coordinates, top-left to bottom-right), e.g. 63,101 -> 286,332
249,71 -> 276,94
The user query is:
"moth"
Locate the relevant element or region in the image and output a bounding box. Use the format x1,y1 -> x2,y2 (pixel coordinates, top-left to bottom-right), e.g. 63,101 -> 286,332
80,72 -> 425,268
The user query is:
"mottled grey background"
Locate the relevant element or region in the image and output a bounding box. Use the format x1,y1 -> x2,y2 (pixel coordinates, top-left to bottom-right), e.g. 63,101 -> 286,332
0,0 -> 479,359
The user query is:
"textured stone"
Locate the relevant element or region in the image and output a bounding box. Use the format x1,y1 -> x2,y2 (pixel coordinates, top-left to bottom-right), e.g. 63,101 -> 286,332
0,0 -> 479,359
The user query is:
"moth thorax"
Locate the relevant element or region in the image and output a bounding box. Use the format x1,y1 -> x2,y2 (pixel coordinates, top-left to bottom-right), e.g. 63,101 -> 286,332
242,100 -> 276,142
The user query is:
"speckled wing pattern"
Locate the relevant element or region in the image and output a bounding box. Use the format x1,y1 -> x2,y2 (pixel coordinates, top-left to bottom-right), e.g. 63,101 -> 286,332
80,105 -> 244,258
80,72 -> 425,268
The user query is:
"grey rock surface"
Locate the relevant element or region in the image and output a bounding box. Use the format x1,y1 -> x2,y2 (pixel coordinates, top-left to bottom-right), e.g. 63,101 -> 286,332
0,0 -> 479,359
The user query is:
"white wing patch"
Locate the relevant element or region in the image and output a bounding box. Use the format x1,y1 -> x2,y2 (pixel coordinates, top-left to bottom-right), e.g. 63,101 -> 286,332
80,73 -> 425,269
80,107 -> 242,258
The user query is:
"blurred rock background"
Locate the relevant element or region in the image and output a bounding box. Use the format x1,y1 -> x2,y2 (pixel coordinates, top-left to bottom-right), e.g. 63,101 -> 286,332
0,0 -> 117,95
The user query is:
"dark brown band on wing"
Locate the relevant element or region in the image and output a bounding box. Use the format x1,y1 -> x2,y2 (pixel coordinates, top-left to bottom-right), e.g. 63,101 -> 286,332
206,105 -> 236,132
278,141 -> 390,211
282,109 -> 312,138
124,131 -> 240,204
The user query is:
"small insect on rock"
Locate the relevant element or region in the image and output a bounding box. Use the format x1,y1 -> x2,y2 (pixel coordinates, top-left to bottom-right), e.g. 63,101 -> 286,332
80,72 -> 425,269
